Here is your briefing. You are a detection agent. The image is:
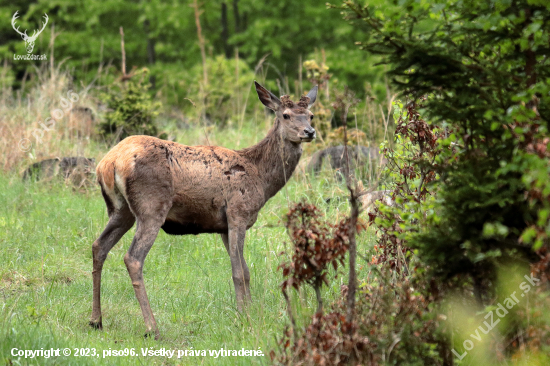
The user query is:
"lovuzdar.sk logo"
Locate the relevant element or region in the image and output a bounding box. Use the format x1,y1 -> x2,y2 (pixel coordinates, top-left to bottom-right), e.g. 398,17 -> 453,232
12,10 -> 48,61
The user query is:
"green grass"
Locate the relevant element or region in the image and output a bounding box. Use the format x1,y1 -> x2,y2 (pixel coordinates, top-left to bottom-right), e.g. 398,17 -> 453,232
0,158 -> 375,366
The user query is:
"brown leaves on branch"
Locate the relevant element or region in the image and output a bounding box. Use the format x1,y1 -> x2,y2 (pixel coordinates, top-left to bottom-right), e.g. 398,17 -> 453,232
272,265 -> 443,366
367,100 -> 443,272
395,101 -> 439,154
279,202 -> 365,293
272,311 -> 369,366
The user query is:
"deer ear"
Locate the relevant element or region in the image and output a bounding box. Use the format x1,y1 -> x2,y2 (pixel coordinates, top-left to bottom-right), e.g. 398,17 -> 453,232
306,85 -> 318,109
255,81 -> 281,111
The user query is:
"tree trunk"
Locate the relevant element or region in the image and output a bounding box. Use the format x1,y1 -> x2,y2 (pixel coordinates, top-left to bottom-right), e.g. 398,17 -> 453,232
144,19 -> 156,88
192,0 -> 208,86
339,96 -> 359,331
282,288 -> 296,343
346,191 -> 358,329
221,2 -> 230,58
314,281 -> 323,315
119,27 -> 127,83
233,0 -> 241,33
242,11 -> 248,32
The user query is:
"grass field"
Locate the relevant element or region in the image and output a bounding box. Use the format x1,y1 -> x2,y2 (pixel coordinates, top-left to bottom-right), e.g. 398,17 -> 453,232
0,66 -> 383,365
0,128 -> 375,365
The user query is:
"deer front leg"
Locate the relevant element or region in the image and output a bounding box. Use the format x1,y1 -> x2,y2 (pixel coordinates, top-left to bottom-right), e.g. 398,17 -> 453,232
225,227 -> 251,311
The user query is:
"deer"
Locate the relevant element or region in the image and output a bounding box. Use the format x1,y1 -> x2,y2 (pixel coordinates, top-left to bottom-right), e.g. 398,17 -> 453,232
90,81 -> 317,339
11,11 -> 48,54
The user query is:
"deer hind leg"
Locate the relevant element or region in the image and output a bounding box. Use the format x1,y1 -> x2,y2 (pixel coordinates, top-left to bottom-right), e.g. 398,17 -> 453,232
90,203 -> 135,329
224,227 -> 251,311
124,201 -> 171,340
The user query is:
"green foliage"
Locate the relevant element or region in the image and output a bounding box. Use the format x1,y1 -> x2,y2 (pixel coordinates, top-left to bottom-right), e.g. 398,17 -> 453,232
334,0 -> 550,362
1,0 -> 388,103
337,0 -> 550,293
185,55 -> 255,125
371,99 -> 440,277
99,68 -> 161,143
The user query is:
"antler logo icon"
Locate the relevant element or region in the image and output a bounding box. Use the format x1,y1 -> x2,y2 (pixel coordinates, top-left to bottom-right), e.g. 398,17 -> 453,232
12,11 -> 48,54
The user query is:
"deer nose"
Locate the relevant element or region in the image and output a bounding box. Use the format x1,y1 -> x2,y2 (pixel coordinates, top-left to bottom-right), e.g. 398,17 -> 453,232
304,127 -> 316,138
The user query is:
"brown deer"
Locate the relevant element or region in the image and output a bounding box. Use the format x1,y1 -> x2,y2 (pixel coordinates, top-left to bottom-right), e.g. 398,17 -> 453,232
90,81 -> 317,338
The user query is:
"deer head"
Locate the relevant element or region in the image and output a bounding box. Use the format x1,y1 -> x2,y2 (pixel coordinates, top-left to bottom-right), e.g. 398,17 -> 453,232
255,81 -> 318,143
12,11 -> 48,54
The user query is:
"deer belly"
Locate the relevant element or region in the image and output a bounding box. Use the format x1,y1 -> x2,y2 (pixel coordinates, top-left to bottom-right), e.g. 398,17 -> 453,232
162,202 -> 228,235
161,220 -> 226,235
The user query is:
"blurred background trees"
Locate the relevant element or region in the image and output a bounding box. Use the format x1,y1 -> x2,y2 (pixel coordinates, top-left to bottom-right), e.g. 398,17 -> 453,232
0,0 -> 386,107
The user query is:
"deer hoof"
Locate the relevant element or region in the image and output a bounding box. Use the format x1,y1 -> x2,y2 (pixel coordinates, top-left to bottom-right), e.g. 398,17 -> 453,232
89,320 -> 103,330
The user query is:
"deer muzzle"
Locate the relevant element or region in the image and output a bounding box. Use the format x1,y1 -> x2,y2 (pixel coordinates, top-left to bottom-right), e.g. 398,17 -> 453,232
300,126 -> 316,142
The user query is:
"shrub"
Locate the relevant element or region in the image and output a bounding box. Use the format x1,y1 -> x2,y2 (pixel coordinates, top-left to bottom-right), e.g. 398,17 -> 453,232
335,0 -> 550,300
274,201 -> 367,365
99,68 -> 161,143
279,202 -> 354,315
333,0 -> 550,363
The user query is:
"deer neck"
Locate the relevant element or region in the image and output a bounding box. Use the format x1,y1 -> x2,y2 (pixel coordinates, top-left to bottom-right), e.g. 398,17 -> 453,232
239,119 -> 302,201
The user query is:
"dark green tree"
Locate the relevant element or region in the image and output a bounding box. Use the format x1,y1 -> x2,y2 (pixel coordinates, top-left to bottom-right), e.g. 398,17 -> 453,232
0,0 -> 388,102
334,0 -> 550,299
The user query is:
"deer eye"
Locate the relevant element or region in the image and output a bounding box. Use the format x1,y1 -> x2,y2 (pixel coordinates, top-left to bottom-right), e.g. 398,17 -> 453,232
283,114 -> 290,120
310,115 -> 314,120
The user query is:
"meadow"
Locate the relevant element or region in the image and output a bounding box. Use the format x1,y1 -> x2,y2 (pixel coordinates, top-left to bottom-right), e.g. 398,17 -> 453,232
0,111 -> 374,365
